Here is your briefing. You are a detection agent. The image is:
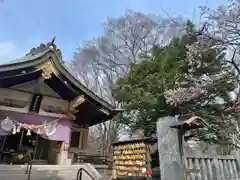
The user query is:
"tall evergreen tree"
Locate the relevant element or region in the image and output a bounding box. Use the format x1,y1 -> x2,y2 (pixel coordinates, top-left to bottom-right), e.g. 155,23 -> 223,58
113,21 -> 236,147
112,21 -> 194,136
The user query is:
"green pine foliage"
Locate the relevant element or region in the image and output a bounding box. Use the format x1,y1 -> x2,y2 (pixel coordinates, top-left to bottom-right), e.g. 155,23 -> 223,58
113,21 -> 236,146
112,23 -> 192,136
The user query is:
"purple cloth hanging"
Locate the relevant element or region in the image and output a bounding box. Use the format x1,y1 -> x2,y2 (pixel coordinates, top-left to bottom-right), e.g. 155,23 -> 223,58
0,111 -> 72,142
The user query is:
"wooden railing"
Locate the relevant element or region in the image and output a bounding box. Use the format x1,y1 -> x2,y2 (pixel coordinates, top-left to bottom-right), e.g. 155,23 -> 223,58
76,168 -> 96,180
25,160 -> 32,180
25,153 -> 33,180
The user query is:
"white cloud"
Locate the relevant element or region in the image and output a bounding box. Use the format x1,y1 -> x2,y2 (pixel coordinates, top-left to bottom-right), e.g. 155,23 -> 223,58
0,41 -> 22,64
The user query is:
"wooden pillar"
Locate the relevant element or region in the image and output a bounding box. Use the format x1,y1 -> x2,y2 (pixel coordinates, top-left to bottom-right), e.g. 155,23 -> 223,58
82,128 -> 89,152
56,141 -> 70,165
60,141 -> 65,152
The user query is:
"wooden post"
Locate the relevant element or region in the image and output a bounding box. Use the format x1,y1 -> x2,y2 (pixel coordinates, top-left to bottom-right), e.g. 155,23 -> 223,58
56,141 -> 69,165
1,136 -> 6,152
33,134 -> 39,160
60,141 -> 64,152
18,130 -> 24,149
82,128 -> 89,152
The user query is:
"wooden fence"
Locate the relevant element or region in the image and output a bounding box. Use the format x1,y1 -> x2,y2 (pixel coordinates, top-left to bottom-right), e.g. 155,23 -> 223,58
185,155 -> 240,180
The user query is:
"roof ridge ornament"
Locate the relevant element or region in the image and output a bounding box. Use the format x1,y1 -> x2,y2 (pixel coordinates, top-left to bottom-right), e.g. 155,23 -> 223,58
26,36 -> 63,62
51,36 -> 56,45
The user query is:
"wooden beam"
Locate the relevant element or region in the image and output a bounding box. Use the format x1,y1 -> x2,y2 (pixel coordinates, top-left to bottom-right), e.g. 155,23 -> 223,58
39,108 -> 67,118
69,95 -> 85,109
0,88 -> 69,118
10,80 -> 37,88
99,108 -> 110,115
72,127 -> 89,132
0,88 -> 87,120
0,105 -> 29,113
0,105 -> 67,118
66,95 -> 85,120
0,88 -> 68,111
0,88 -> 32,103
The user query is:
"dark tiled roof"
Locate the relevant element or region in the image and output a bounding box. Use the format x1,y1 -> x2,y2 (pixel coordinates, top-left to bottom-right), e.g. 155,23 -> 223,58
0,39 -> 118,112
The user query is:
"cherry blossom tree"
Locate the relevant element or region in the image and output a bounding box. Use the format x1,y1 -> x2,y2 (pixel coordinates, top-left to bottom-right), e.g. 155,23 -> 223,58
164,0 -> 240,148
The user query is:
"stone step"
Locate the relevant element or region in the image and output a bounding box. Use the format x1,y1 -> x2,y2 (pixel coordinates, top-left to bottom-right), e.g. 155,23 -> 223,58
0,168 -> 79,171
0,164 -> 102,180
0,173 -> 82,180
0,164 -> 85,167
0,169 -> 79,174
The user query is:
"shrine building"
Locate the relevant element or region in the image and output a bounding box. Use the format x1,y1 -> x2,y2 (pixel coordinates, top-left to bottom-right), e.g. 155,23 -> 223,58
0,39 -> 119,165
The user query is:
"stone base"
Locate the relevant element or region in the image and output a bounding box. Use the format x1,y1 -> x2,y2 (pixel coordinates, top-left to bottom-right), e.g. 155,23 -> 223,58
56,151 -> 72,165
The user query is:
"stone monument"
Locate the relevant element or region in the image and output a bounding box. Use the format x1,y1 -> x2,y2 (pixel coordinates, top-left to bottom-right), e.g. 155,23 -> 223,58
157,116 -> 185,180
157,115 -> 208,180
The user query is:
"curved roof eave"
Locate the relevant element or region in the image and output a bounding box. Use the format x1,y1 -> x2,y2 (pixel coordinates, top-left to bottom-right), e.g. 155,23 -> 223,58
50,49 -> 117,111
0,49 -> 51,71
0,46 -> 117,112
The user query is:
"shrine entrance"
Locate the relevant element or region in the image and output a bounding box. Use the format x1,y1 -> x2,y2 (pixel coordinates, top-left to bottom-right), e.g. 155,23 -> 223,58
0,130 -> 51,164
0,39 -> 118,166
0,110 -> 71,165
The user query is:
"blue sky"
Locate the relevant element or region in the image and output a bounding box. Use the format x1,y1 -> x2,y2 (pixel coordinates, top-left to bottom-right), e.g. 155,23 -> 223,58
0,0 -> 227,63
